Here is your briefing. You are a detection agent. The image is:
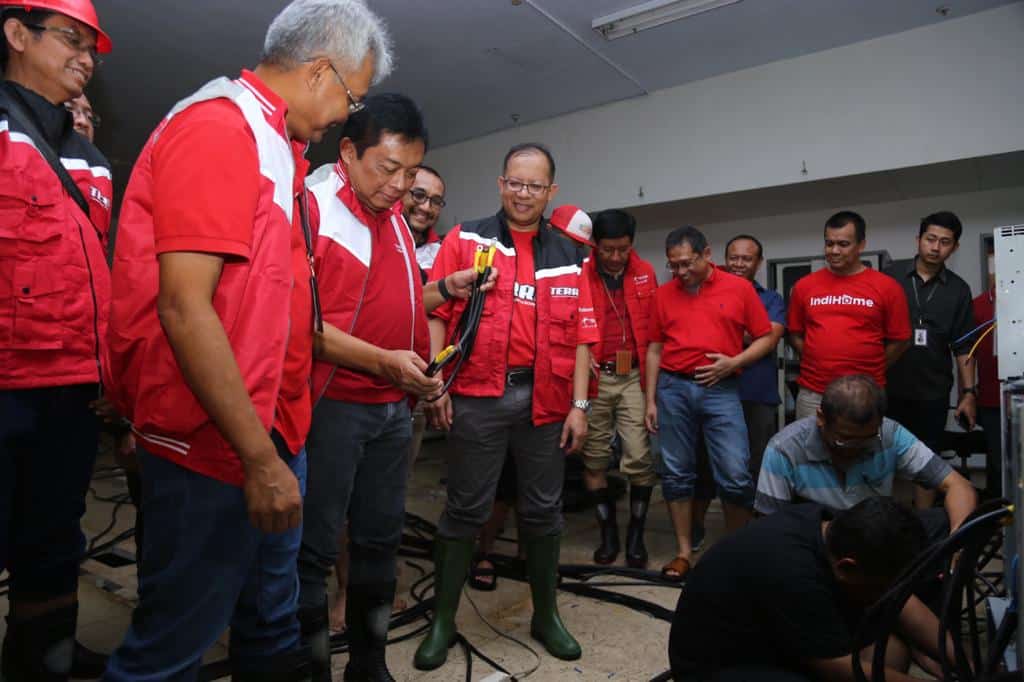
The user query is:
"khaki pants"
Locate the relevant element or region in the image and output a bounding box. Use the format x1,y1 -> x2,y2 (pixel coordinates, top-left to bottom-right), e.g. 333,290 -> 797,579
795,388 -> 823,420
582,369 -> 657,487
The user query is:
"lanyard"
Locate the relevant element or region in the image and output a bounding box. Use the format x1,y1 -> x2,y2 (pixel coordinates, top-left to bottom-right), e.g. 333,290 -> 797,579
297,188 -> 324,334
910,274 -> 938,325
600,273 -> 628,344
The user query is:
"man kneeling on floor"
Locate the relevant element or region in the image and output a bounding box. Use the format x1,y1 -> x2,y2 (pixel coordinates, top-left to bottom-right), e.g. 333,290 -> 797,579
669,497 -> 955,681
755,373 -> 976,540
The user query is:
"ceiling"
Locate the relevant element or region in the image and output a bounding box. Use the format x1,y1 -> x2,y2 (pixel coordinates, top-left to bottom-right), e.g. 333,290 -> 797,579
88,0 -> 1017,185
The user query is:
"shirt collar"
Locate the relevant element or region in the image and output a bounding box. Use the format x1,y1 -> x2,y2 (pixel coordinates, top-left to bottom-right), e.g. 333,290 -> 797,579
752,280 -> 766,293
2,80 -> 72,149
333,161 -> 395,227
237,69 -> 288,133
906,256 -> 948,284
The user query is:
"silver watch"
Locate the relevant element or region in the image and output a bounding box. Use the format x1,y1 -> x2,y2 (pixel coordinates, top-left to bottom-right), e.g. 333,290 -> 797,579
572,399 -> 592,414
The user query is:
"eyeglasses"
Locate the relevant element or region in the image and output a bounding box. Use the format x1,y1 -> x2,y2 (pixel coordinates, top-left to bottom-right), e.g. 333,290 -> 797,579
23,23 -> 102,67
327,62 -> 364,115
666,255 -> 703,272
64,102 -> 101,129
501,177 -> 550,196
827,431 -> 882,452
409,187 -> 446,208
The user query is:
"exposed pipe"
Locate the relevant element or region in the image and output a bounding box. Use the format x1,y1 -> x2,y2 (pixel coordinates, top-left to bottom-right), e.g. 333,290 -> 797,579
522,0 -> 650,97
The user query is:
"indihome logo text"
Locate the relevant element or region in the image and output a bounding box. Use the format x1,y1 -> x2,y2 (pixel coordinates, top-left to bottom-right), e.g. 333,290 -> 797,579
809,294 -> 875,307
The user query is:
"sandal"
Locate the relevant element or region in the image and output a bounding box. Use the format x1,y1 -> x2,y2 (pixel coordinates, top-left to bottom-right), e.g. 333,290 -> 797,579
660,556 -> 691,582
468,555 -> 498,592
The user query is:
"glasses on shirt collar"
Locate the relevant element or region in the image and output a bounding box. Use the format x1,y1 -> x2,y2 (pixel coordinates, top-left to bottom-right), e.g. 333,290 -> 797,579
409,187 -> 446,208
22,23 -> 102,67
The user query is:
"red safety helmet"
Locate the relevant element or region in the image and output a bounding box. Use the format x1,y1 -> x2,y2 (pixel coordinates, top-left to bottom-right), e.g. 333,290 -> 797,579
0,0 -> 112,53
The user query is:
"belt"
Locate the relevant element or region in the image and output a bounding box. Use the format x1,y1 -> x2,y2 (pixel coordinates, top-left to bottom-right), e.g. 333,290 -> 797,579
663,369 -> 698,381
598,361 -> 637,375
506,368 -> 534,386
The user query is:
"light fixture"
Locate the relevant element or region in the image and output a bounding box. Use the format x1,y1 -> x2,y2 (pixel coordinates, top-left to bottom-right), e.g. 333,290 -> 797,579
592,0 -> 743,40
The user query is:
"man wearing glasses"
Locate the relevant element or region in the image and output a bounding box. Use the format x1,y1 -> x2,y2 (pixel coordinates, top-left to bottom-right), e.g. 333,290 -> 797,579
755,374 -> 976,538
0,1 -> 112,678
418,142 -> 598,670
104,1 -> 391,679
402,164 -> 446,271
64,91 -> 97,141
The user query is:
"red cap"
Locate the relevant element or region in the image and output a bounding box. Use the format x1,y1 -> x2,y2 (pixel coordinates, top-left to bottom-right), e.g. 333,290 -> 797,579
549,205 -> 593,246
2,0 -> 112,52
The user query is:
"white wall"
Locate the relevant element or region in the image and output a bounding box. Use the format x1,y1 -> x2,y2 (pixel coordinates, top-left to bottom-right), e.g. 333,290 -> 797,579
429,3 -> 1024,226
627,185 -> 1024,295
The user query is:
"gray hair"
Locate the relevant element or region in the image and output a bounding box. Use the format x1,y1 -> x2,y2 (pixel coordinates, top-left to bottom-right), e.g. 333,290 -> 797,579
262,0 -> 394,84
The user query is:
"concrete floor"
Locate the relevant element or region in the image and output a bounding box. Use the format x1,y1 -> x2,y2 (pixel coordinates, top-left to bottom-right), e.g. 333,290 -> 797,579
1,436 -> 709,681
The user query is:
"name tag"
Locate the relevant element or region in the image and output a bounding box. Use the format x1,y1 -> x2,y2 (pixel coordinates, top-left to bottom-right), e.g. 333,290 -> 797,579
914,328 -> 928,347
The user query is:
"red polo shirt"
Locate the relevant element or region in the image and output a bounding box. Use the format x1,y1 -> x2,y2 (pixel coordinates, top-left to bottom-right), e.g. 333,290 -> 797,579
649,265 -> 771,373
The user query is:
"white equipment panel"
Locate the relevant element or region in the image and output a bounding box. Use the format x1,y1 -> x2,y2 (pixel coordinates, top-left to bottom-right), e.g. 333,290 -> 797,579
993,224 -> 1024,380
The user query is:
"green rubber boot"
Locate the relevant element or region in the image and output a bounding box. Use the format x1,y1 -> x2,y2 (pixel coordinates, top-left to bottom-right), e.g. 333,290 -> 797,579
413,536 -> 474,671
525,533 -> 582,661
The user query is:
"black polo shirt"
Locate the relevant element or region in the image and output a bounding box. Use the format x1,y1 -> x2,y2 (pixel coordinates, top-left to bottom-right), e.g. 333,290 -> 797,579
669,504 -> 867,676
884,258 -> 973,401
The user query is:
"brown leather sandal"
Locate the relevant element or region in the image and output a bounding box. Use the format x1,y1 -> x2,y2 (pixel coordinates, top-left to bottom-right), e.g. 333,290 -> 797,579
660,556 -> 691,582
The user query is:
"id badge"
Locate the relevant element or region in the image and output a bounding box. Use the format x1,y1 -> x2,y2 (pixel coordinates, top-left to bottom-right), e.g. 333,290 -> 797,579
615,349 -> 633,375
914,328 -> 928,347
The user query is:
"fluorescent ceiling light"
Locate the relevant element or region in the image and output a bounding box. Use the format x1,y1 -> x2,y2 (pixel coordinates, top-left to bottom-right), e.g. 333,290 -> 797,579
592,0 -> 743,40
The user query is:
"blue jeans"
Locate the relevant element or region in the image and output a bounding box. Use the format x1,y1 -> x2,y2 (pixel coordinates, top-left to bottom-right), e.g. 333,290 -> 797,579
104,435 -> 306,681
655,373 -> 753,507
0,384 -> 99,599
297,398 -> 411,609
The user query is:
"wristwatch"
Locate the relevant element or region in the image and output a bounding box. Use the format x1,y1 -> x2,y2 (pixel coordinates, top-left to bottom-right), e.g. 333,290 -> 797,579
960,386 -> 977,397
572,399 -> 592,415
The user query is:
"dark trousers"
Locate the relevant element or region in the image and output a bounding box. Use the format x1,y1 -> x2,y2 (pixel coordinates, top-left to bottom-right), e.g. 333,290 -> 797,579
104,438 -> 305,681
438,381 -> 564,539
297,398 -> 411,609
674,668 -> 812,682
0,384 -> 99,599
886,397 -> 948,454
977,406 -> 1003,496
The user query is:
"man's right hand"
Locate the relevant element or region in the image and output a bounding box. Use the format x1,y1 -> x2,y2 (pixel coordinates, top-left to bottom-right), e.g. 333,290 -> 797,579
381,350 -> 444,397
425,391 -> 454,431
243,447 -> 303,534
644,402 -> 658,433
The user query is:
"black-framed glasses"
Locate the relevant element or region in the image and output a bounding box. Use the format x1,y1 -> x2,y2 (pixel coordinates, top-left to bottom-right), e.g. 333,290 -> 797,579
64,102 -> 101,129
666,254 -> 703,272
23,23 -> 102,67
409,187 -> 446,208
501,177 -> 550,196
827,431 -> 882,452
326,62 -> 365,115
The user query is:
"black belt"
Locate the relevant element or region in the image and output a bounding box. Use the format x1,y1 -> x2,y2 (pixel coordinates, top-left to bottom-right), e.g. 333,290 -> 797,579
598,361 -> 637,375
664,369 -> 698,381
506,368 -> 534,386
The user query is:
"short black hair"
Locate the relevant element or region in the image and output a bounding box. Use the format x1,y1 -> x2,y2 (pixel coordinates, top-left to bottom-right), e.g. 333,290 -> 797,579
821,374 -> 887,425
919,211 -> 962,242
592,209 -> 636,243
826,497 -> 927,579
725,234 -> 764,260
340,93 -> 428,158
665,225 -> 708,254
825,210 -> 866,242
1,9 -> 53,71
415,164 -> 445,191
502,142 -> 556,182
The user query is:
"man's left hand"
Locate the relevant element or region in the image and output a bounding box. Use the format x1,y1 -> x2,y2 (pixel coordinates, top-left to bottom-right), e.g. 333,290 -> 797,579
560,407 -> 588,454
695,353 -> 740,387
955,393 -> 977,430
446,267 -> 499,299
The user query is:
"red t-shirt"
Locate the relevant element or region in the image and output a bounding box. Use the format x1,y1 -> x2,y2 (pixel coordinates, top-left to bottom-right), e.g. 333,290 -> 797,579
150,77 -> 312,459
972,290 -> 998,408
788,267 -> 911,393
597,281 -> 637,364
508,229 -> 537,368
648,265 -> 772,374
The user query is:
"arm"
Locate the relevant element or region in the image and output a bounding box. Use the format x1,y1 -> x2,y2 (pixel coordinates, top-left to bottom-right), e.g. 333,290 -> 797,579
884,339 -> 910,367
157,251 -> 300,534
644,342 -> 663,433
314,322 -> 441,398
788,331 -> 805,357
804,656 -> 922,682
936,469 -> 977,533
696,331 -> 777,387
560,344 -> 592,453
954,353 -> 977,429
424,316 -> 454,430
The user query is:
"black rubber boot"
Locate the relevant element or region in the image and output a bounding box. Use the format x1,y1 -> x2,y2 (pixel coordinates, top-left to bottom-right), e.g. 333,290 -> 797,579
343,580 -> 396,682
524,534 -> 581,660
297,597 -> 332,682
231,648 -> 310,681
413,536 -> 474,671
591,488 -> 620,565
1,603 -> 77,681
625,485 -> 653,569
69,640 -> 108,679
